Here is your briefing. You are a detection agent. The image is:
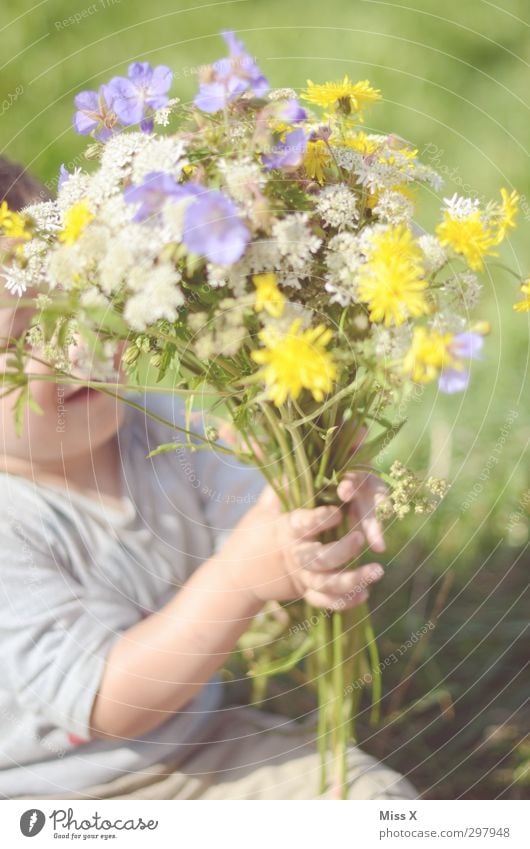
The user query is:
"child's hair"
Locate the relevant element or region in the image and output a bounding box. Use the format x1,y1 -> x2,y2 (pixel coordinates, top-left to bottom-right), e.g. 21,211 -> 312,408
0,156 -> 51,211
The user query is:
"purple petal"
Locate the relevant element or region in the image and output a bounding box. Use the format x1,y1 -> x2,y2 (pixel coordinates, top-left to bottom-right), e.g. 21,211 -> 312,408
182,191 -> 250,265
107,76 -> 144,125
194,82 -> 229,113
276,99 -> 307,124
451,332 -> 484,360
438,367 -> 470,394
73,110 -> 97,135
127,62 -> 153,85
58,164 -> 71,189
140,117 -> 154,134
124,171 -> 190,221
73,89 -> 99,111
149,65 -> 173,97
222,30 -> 245,56
262,128 -> 307,170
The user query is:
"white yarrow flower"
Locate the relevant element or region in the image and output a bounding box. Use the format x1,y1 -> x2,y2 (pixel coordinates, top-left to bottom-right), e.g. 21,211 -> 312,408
124,263 -> 184,331
131,137 -> 188,183
418,233 -> 447,274
442,193 -> 480,220
315,185 -> 359,229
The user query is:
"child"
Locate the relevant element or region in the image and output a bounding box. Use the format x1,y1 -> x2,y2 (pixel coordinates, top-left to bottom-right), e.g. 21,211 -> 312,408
0,158 -> 416,800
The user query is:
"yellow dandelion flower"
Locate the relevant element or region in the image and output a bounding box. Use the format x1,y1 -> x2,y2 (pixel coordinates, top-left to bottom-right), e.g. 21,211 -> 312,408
436,210 -> 498,272
59,201 -> 94,246
251,319 -> 337,406
340,131 -> 380,156
513,280 -> 530,313
403,327 -> 455,383
495,188 -> 519,243
0,200 -> 31,240
302,76 -> 381,119
303,140 -> 331,184
356,224 -> 429,326
253,273 -> 285,318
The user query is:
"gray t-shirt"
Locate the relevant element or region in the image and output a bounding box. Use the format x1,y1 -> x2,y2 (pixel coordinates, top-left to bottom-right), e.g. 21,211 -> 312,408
0,395 -> 265,797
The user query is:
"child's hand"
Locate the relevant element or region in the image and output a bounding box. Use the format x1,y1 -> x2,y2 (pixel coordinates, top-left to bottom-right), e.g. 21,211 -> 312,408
218,482 -> 385,610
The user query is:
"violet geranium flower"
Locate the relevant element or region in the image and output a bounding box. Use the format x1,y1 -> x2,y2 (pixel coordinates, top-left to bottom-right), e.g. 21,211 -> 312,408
438,332 -> 484,393
107,62 -> 173,132
124,172 -> 198,222
73,84 -> 118,141
182,190 -> 250,265
194,30 -> 269,114
262,128 -> 308,171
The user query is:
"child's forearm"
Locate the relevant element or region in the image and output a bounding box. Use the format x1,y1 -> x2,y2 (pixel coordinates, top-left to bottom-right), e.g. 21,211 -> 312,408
89,554 -> 263,741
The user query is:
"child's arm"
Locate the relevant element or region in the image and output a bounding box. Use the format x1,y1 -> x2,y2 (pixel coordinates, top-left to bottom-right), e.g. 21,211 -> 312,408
90,484 -> 385,741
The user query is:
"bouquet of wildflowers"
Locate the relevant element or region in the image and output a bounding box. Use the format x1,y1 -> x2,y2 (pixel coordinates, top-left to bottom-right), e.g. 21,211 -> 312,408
0,31 -> 524,796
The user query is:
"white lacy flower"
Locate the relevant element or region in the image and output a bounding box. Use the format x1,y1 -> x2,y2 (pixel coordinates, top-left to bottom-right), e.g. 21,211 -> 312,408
12,240 -> 54,292
80,286 -> 109,308
418,234 -> 447,274
131,137 -> 188,183
442,193 -> 479,219
206,263 -> 248,296
241,239 -> 280,274
429,310 -> 467,333
218,158 -> 265,205
154,107 -> 171,126
441,271 -> 482,311
2,264 -> 31,297
22,200 -> 61,233
413,163 -> 443,191
77,224 -> 111,263
375,190 -> 414,226
57,171 -> 91,210
315,185 -> 358,229
96,193 -> 136,230
124,263 -> 184,330
267,88 -> 298,101
98,223 -> 156,294
324,232 -> 364,306
47,245 -> 84,290
98,132 -> 151,187
373,323 -> 413,358
272,213 -> 321,275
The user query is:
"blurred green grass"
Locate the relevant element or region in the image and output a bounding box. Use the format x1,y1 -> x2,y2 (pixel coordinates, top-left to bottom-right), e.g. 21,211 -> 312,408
1,0 -> 528,798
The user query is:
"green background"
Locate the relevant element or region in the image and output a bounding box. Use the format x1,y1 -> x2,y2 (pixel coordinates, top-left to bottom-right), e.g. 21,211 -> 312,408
1,0 -> 528,798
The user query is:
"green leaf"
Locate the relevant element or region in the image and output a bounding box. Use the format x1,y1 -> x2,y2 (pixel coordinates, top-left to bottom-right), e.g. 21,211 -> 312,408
247,635 -> 314,679
146,441 -> 183,458
348,420 -> 406,465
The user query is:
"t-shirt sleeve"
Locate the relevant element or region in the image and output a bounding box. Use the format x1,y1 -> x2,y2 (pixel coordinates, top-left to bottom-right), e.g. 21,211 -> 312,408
0,496 -> 142,740
137,392 -> 266,552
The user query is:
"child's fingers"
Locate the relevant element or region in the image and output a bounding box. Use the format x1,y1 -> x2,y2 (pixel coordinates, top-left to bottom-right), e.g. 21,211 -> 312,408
341,473 -> 386,553
294,528 -> 365,571
303,587 -> 369,611
300,562 -> 384,596
288,504 -> 343,540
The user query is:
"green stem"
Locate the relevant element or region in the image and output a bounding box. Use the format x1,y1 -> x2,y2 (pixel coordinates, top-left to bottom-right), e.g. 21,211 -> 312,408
260,402 -> 301,508
332,611 -> 347,797
363,604 -> 382,725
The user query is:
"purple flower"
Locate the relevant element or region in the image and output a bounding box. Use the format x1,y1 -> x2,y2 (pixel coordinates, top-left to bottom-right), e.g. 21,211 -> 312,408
107,62 -> 172,131
194,63 -> 247,114
194,30 -> 269,113
182,190 -> 250,265
58,164 -> 71,189
275,99 -> 307,124
262,128 -> 307,171
124,172 -> 197,222
438,332 -> 484,394
221,30 -> 269,98
73,84 -> 118,141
